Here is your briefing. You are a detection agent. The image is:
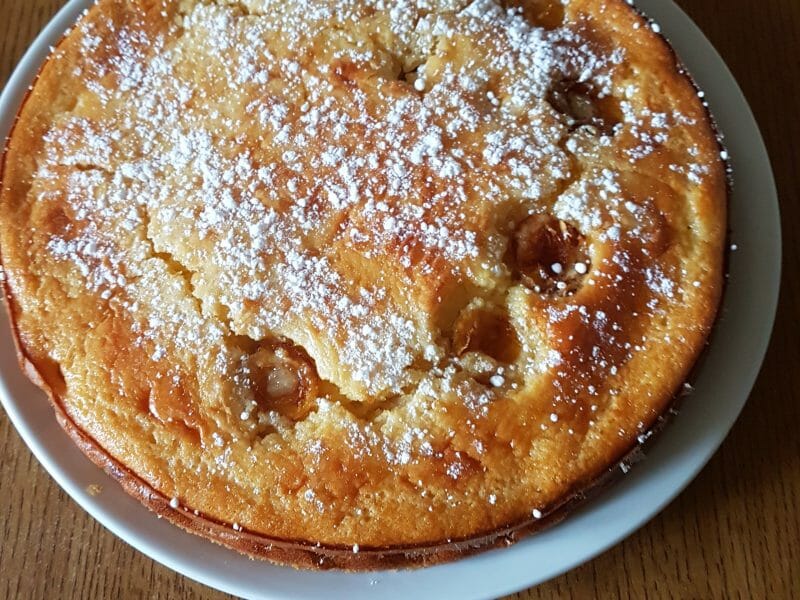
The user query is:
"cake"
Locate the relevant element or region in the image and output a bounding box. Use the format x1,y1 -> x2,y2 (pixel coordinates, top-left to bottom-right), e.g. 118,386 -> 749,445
0,0 -> 727,569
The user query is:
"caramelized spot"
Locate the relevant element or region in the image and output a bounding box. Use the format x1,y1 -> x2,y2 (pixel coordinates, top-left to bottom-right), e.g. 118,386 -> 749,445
441,446 -> 484,479
510,214 -> 589,295
305,441 -> 374,506
267,448 -> 308,494
43,206 -> 73,236
32,354 -> 67,397
618,198 -> 674,257
453,306 -> 521,364
147,372 -> 202,443
547,81 -> 622,135
331,60 -> 361,87
506,0 -> 565,29
249,340 -> 319,421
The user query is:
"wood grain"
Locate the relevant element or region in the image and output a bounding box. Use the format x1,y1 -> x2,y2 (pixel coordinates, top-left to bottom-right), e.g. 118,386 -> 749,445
1,1 -> 798,598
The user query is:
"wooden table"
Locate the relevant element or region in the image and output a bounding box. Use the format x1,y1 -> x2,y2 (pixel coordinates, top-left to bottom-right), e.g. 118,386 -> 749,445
1,1 -> 797,597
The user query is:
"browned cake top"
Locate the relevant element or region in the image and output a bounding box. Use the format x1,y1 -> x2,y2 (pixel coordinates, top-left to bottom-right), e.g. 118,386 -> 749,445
0,0 -> 726,566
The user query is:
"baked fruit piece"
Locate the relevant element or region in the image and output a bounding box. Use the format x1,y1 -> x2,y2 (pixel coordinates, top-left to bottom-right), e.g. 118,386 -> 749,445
0,0 -> 726,569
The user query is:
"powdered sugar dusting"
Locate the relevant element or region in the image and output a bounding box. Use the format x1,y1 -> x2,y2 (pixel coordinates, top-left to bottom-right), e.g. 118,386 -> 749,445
17,0 -> 725,522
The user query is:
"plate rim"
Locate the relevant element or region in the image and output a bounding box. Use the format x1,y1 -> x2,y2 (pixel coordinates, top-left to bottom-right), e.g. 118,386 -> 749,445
0,1 -> 781,598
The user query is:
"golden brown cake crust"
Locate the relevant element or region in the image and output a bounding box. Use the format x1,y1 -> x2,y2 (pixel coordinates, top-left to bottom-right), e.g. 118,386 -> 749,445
0,0 -> 726,569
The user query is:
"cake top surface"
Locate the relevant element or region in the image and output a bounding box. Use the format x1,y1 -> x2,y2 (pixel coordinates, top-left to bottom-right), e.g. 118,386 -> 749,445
0,0 -> 726,556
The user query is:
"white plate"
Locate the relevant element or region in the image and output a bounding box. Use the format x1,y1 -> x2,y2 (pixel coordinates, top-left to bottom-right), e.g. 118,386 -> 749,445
0,1 -> 780,598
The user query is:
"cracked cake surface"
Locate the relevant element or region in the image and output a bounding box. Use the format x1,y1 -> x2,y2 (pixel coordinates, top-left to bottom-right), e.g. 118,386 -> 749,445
0,0 -> 726,568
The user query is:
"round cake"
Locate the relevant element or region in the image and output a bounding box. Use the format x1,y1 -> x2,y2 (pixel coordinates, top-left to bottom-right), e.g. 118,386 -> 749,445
0,0 -> 726,569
